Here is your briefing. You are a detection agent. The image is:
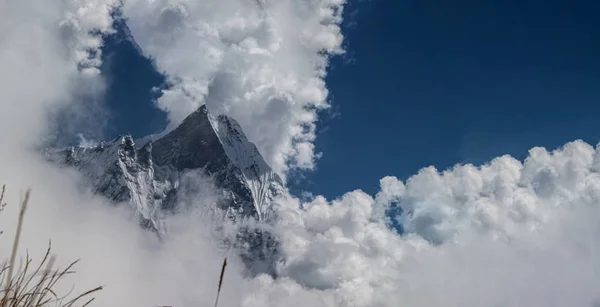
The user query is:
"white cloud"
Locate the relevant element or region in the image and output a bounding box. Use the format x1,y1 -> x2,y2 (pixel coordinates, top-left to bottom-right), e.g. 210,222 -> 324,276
121,0 -> 345,177
0,1 -> 240,306
266,140 -> 600,307
58,0 -> 120,73
0,0 -> 118,149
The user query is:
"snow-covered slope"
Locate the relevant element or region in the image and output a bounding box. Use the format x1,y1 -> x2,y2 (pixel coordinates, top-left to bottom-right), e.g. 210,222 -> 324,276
45,105 -> 284,236
208,112 -> 283,221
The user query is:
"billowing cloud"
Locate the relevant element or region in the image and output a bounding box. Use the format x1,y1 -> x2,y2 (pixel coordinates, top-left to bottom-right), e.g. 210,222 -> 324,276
265,140 -> 600,307
121,0 -> 345,177
58,0 -> 120,74
7,139 -> 598,307
0,0 -> 117,149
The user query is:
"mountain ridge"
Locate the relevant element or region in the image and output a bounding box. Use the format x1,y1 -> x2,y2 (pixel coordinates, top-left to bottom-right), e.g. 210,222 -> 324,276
44,105 -> 285,236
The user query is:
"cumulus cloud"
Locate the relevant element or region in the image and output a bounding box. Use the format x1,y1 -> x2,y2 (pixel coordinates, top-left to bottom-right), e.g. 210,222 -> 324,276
58,0 -> 120,74
121,0 -> 345,177
268,140 -> 600,307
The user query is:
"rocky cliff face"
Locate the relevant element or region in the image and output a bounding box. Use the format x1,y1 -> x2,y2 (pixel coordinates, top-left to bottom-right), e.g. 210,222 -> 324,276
44,105 -> 283,274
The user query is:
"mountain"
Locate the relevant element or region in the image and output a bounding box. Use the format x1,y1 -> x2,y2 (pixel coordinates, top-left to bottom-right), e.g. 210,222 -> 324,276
44,105 -> 284,274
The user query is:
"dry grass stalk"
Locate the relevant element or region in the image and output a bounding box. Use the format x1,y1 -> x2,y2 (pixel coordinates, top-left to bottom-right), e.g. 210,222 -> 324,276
4,188 -> 30,297
0,186 -> 103,307
213,258 -> 227,307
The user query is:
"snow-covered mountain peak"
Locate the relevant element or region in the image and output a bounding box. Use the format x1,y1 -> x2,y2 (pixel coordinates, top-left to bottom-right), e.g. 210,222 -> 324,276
46,105 -> 284,230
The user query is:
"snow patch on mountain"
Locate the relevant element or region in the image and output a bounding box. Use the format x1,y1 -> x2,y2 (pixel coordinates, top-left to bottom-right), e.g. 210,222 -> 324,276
44,135 -> 170,235
208,112 -> 284,221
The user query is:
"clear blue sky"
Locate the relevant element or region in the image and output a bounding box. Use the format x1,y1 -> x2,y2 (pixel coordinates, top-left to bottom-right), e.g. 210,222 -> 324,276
98,0 -> 600,199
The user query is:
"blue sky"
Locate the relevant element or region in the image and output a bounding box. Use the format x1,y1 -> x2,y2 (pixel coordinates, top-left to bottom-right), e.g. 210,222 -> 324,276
99,0 -> 600,199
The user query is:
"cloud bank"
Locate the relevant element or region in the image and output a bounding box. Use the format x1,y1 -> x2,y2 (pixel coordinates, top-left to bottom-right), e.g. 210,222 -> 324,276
2,0 -> 600,307
269,140 -> 600,306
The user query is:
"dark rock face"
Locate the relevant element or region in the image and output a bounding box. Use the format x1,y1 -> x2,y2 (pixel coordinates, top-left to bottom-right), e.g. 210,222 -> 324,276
45,105 -> 284,275
147,106 -> 263,219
